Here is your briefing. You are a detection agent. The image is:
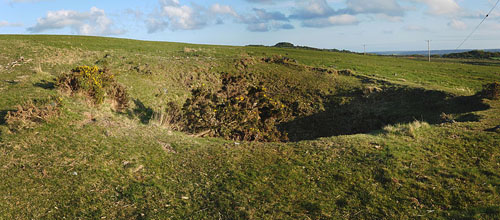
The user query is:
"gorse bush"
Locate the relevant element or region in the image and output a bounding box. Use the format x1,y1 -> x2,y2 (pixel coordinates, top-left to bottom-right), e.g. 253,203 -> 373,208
57,66 -> 129,111
58,66 -> 113,104
183,72 -> 289,142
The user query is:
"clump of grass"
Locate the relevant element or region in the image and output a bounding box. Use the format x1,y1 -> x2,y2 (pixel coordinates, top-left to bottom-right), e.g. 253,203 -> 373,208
478,82 -> 500,100
234,56 -> 257,70
261,55 -> 297,65
151,102 -> 183,130
5,97 -> 61,131
57,65 -> 129,111
383,120 -> 430,138
338,69 -> 355,76
440,112 -> 456,123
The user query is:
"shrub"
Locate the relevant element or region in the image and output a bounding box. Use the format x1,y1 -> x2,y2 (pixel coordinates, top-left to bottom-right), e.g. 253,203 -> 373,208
108,83 -> 129,112
151,102 -> 184,130
183,72 -> 288,142
57,65 -> 129,110
478,82 -> 500,100
274,42 -> 295,48
5,97 -> 61,131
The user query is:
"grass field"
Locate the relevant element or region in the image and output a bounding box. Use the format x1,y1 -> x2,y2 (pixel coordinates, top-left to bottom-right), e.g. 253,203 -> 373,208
1,35 -> 500,219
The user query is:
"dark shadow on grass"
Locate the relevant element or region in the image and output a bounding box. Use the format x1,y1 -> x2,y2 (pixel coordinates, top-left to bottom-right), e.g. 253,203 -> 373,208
33,80 -> 56,90
0,110 -> 11,125
485,125 -> 500,133
280,87 -> 490,142
128,99 -> 153,124
461,61 -> 500,67
4,80 -> 19,85
449,206 -> 500,219
456,113 -> 481,122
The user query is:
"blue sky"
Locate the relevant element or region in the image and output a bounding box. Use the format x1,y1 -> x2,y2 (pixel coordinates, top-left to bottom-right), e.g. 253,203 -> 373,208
1,0 -> 499,52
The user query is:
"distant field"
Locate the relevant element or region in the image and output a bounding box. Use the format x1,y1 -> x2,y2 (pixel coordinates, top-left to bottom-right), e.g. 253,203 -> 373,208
0,35 -> 499,219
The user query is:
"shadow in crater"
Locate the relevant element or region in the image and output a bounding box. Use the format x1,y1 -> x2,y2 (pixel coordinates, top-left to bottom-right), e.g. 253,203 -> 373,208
280,87 -> 490,142
4,80 -> 19,85
0,110 -> 13,126
128,99 -> 153,124
33,80 -> 56,90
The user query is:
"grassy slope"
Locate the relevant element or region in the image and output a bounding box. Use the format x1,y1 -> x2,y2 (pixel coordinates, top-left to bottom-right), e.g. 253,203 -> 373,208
0,35 -> 499,219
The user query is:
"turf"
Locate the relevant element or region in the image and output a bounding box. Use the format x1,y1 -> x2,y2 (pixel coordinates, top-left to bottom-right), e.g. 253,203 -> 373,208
0,35 -> 499,219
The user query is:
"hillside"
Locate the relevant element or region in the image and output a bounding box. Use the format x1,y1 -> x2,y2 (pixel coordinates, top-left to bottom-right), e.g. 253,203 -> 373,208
374,49 -> 500,56
443,50 -> 500,60
1,35 -> 500,219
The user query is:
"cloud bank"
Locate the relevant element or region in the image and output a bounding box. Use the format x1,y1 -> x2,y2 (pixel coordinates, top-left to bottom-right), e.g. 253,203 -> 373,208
28,7 -> 125,35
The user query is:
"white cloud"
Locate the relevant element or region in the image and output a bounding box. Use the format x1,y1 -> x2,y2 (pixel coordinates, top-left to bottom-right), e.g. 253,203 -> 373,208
411,0 -> 460,15
237,8 -> 293,31
404,24 -> 429,31
327,14 -> 359,25
28,7 -> 125,35
161,4 -> 206,30
245,0 -> 275,3
148,0 -> 215,31
0,21 -> 23,27
146,18 -> 169,34
246,21 -> 294,32
448,19 -> 467,30
290,0 -> 335,19
302,14 -> 359,27
148,0 -> 294,33
346,0 -> 404,17
210,3 -> 238,17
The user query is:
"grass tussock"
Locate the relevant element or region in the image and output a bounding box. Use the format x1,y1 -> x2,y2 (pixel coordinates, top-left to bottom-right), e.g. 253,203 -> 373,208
150,102 -> 184,130
383,120 -> 430,138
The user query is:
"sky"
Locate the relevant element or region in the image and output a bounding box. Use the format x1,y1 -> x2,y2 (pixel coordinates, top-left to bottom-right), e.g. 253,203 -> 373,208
1,0 -> 500,52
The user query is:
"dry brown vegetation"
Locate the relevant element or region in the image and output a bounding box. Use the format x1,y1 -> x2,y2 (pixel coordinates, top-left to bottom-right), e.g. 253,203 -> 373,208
479,82 -> 500,100
5,98 -> 60,131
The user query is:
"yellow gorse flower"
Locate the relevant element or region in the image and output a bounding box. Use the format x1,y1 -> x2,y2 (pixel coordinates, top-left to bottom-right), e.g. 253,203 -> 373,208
74,65 -> 106,89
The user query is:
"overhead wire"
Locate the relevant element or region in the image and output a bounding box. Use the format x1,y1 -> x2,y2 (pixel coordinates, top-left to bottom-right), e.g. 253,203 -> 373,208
456,0 -> 500,49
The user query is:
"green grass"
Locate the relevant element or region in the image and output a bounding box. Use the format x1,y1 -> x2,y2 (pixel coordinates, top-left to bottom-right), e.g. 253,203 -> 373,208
1,35 -> 500,219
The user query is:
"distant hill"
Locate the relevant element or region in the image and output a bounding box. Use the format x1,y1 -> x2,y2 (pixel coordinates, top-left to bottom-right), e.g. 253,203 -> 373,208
442,50 -> 500,59
373,49 -> 500,56
247,42 -> 356,54
251,43 -> 500,57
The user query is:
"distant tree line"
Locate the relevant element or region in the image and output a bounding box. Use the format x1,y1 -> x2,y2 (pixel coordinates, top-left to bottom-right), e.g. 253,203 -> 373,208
246,42 -> 356,54
442,50 -> 500,59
